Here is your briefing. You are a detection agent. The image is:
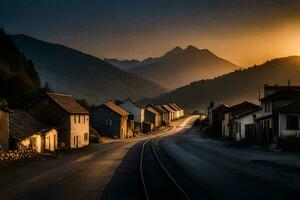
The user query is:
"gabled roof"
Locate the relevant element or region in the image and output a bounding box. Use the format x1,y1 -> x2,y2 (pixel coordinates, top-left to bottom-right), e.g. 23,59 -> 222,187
234,108 -> 261,119
155,105 -> 168,113
104,101 -> 129,117
47,92 -> 89,114
275,98 -> 300,113
211,102 -> 229,112
227,101 -> 260,116
161,104 -> 175,112
260,89 -> 300,102
171,103 -> 183,111
145,106 -> 160,115
168,103 -> 180,111
9,110 -> 54,141
122,98 -> 144,109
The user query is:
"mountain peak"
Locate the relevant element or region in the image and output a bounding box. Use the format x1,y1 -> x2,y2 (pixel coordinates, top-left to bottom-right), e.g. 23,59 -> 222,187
185,45 -> 199,51
163,46 -> 184,57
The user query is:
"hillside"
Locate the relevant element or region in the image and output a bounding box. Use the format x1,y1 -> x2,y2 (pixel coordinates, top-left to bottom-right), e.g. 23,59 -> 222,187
0,30 -> 42,108
12,34 -> 167,105
123,45 -> 239,89
143,56 -> 300,112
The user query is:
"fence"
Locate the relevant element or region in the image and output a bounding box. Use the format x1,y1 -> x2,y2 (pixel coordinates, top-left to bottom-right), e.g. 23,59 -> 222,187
277,137 -> 300,152
245,124 -> 271,145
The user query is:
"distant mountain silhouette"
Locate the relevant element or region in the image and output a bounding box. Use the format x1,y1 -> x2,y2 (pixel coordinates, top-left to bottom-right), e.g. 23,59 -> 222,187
0,30 -> 43,108
109,45 -> 239,89
12,34 -> 167,105
143,56 -> 300,112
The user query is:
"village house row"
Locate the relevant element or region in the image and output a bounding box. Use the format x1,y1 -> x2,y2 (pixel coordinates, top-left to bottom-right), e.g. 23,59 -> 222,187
0,93 -> 184,153
207,83 -> 300,150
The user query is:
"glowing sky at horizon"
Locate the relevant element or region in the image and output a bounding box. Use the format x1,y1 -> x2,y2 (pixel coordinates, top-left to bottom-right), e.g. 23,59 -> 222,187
1,0 -> 300,66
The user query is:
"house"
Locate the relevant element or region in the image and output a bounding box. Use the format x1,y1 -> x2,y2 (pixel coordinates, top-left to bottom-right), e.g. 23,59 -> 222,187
222,101 -> 260,139
147,104 -> 165,125
119,98 -> 145,132
275,99 -> 300,138
144,105 -> 161,129
171,103 -> 184,118
168,103 -> 181,120
0,107 -> 10,151
231,108 -> 261,141
28,92 -> 90,149
155,105 -> 170,124
258,87 -> 300,143
161,104 -> 175,122
91,101 -> 129,138
210,103 -> 229,136
9,111 -> 57,153
206,101 -> 215,126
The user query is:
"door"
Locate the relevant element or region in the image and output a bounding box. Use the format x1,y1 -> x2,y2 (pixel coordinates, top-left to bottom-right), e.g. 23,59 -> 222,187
74,135 -> 79,148
76,135 -> 79,148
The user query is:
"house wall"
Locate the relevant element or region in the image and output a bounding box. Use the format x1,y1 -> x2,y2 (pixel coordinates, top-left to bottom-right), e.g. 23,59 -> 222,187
222,113 -> 230,138
145,110 -> 158,127
234,115 -> 255,141
278,113 -> 300,137
28,98 -> 71,147
119,101 -> 144,123
20,134 -> 42,153
45,129 -> 58,151
0,110 -> 9,151
91,105 -> 124,138
69,114 -> 89,148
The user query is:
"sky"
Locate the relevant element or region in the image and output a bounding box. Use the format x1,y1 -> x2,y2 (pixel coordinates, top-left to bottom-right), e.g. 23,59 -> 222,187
1,0 -> 300,67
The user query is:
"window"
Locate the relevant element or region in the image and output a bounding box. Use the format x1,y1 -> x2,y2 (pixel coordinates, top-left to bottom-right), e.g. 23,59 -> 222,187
287,116 -> 299,130
78,115 -> 80,123
105,120 -> 112,127
74,115 -> 76,124
83,115 -> 85,123
84,133 -> 88,141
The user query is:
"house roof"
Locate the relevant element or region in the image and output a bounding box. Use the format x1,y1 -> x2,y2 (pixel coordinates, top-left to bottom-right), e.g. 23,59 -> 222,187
9,110 -> 54,141
47,92 -> 89,114
105,101 -> 129,116
0,107 -> 10,112
122,98 -> 144,109
234,108 -> 261,119
155,105 -> 168,113
260,89 -> 300,102
168,103 -> 181,111
227,101 -> 259,113
211,103 -> 229,113
274,98 -> 300,113
161,104 -> 175,112
145,106 -> 160,115
171,103 -> 183,111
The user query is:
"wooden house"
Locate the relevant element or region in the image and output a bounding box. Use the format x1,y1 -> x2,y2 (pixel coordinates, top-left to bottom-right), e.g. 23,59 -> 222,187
9,111 -> 57,153
119,98 -> 145,132
91,101 -> 129,139
209,103 -> 229,136
155,105 -> 170,124
144,105 -> 161,129
28,92 -> 90,149
171,103 -> 184,118
168,103 -> 181,120
162,104 -> 175,122
0,107 -> 10,151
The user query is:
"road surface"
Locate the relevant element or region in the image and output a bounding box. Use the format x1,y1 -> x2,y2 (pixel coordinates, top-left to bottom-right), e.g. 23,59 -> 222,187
0,116 -> 195,200
1,116 -> 299,200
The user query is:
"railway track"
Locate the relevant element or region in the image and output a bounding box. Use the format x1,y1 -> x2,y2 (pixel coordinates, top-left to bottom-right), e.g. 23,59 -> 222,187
140,138 -> 191,200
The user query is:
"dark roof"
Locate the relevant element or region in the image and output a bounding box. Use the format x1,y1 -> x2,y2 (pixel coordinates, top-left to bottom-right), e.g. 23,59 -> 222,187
227,101 -> 259,112
145,106 -> 160,115
0,107 -> 10,112
163,104 -> 177,112
47,92 -> 89,114
105,101 -> 129,116
211,103 -> 229,113
260,89 -> 300,102
123,98 -> 144,109
235,108 -> 261,119
275,98 -> 300,113
171,103 -> 183,111
168,103 -> 181,111
154,105 -> 167,113
147,104 -> 164,114
9,111 -> 54,140
161,104 -> 175,112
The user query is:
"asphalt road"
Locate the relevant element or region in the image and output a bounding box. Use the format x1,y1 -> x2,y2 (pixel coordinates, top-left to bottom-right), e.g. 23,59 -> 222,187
1,116 -> 299,200
0,116 -> 195,200
159,126 -> 300,200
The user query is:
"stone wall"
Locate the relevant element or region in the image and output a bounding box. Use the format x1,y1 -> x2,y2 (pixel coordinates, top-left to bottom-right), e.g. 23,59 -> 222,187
0,148 -> 41,168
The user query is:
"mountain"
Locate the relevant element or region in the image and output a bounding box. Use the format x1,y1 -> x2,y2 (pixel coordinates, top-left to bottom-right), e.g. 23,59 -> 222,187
0,30 -> 42,108
104,58 -> 142,71
122,45 -> 240,89
12,34 -> 167,105
143,56 -> 300,113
